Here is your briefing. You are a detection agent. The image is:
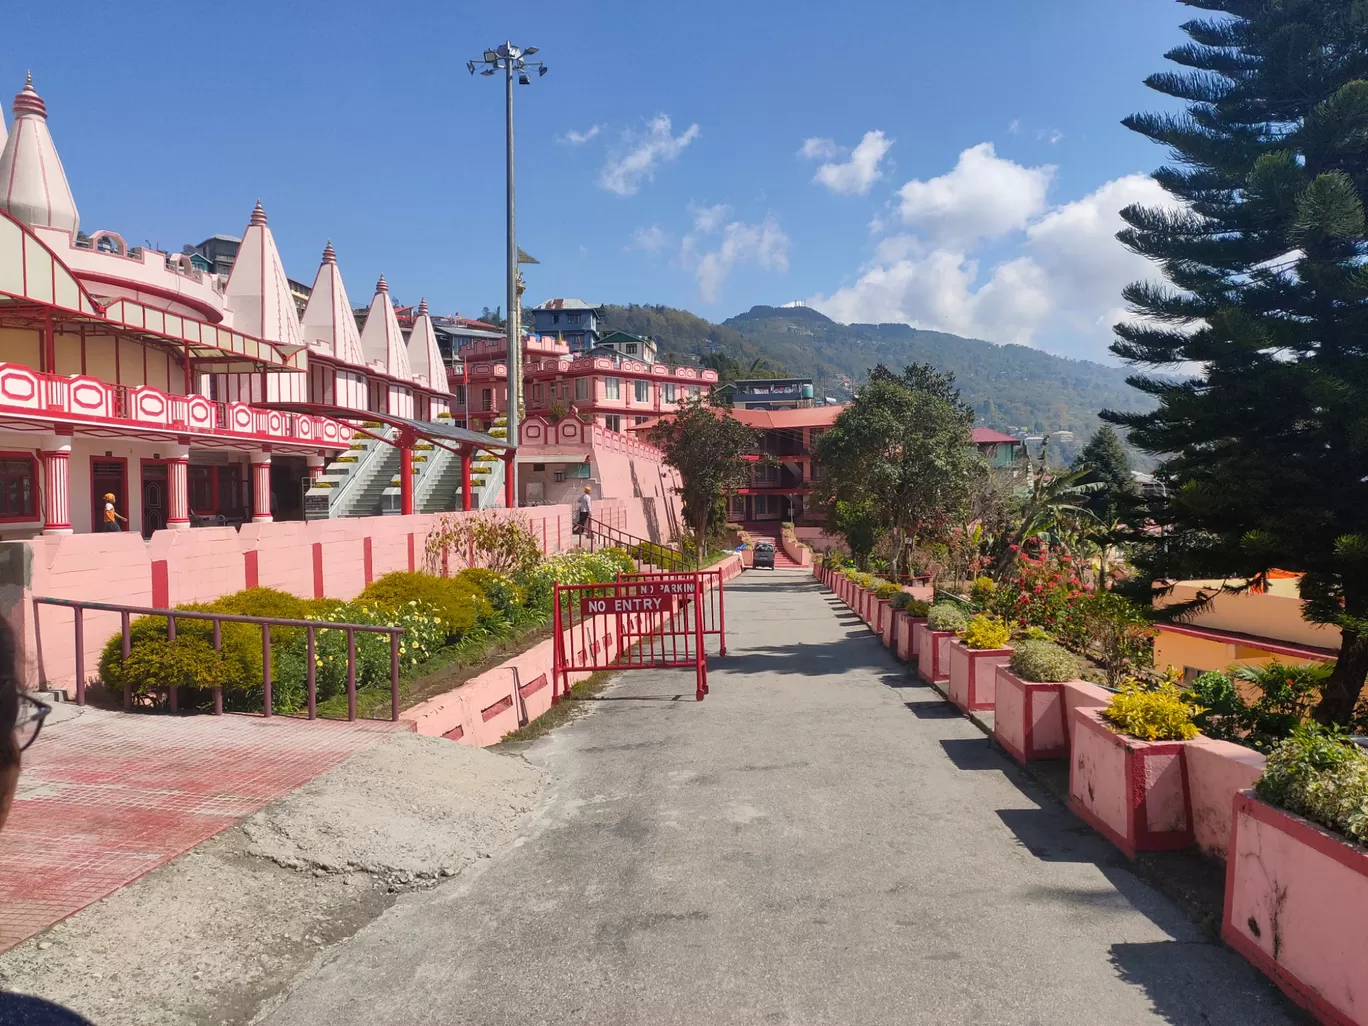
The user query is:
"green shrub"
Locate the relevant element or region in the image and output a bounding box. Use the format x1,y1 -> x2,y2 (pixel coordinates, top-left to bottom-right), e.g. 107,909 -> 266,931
209,587 -> 312,620
1101,682 -> 1203,741
456,567 -> 525,614
1014,624 -> 1054,642
889,592 -> 911,611
628,541 -> 690,570
970,576 -> 997,607
1184,663 -> 1328,754
961,614 -> 1011,650
873,580 -> 901,601
852,572 -> 875,590
927,602 -> 968,633
1008,640 -> 1080,683
110,636 -> 226,705
521,549 -> 637,610
905,599 -> 931,618
359,571 -> 491,638
302,599 -> 448,697
1080,591 -> 1154,688
1256,723 -> 1368,845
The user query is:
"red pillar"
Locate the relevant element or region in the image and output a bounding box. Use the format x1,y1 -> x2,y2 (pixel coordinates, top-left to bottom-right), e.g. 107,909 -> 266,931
399,427 -> 415,516
461,450 -> 473,512
40,443 -> 72,534
251,450 -> 273,523
503,451 -> 515,509
167,452 -> 190,529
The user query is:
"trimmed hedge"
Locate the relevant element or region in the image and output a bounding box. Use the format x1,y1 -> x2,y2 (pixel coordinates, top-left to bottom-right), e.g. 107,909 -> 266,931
359,571 -> 491,639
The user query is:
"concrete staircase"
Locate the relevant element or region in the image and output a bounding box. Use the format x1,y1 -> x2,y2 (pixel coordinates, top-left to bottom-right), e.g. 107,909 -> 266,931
307,425 -> 400,519
743,523 -> 802,568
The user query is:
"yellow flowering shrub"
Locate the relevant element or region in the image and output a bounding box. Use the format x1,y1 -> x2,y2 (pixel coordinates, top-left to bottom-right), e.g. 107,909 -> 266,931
1102,682 -> 1204,742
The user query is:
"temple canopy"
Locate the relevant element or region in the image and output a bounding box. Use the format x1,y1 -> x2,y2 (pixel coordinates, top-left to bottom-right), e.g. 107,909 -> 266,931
260,403 -> 512,452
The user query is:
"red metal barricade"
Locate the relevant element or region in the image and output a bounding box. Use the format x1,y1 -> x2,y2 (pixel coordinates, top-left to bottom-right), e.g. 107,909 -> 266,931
552,574 -> 709,702
617,568 -> 726,656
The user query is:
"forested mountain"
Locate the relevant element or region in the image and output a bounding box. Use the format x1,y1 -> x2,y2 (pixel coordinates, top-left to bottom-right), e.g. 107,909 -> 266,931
599,303 -> 1154,441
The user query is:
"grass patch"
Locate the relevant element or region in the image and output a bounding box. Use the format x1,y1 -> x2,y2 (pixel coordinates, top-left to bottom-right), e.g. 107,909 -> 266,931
313,608 -> 552,721
499,670 -> 616,744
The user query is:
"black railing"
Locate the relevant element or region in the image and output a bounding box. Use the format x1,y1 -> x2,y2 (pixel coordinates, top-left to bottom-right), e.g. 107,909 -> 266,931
583,517 -> 694,572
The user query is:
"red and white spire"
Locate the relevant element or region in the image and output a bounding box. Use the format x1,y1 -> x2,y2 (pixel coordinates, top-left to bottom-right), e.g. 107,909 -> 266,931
406,297 -> 445,388
300,241 -> 365,366
0,73 -> 80,235
359,275 -> 413,381
222,200 -> 303,351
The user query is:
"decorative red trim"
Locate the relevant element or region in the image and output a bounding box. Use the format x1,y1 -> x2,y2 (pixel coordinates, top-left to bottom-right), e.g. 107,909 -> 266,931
519,673 -> 549,697
481,694 -> 514,722
1156,622 -> 1337,662
407,532 -> 415,572
244,550 -> 259,589
311,542 -> 324,599
363,536 -> 373,587
442,723 -> 464,741
151,560 -> 169,609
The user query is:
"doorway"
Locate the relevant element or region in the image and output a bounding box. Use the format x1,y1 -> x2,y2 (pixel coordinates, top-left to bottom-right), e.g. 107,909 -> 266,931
91,458 -> 128,534
140,460 -> 168,538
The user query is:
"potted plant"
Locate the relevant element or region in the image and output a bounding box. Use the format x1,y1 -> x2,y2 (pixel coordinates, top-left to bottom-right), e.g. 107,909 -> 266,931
891,595 -> 929,662
947,614 -> 1013,714
1068,681 -> 1204,858
872,579 -> 900,638
994,639 -> 1083,764
1222,725 -> 1368,1026
917,602 -> 967,685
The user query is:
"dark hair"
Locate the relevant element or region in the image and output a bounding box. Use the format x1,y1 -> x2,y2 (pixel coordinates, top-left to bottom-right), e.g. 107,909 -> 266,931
0,618 -> 18,769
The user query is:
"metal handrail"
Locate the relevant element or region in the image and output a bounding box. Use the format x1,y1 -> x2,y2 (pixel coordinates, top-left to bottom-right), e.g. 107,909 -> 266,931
32,596 -> 404,722
583,517 -> 694,571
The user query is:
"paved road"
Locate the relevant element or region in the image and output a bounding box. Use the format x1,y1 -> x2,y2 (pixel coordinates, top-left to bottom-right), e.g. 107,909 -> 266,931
263,570 -> 1298,1026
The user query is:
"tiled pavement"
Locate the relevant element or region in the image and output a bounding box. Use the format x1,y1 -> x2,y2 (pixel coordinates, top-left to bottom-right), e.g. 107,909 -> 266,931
0,706 -> 408,952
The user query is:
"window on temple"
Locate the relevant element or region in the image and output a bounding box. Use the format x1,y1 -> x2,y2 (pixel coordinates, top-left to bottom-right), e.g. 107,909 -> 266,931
575,377 -> 589,401
552,313 -> 561,324
605,414 -> 621,432
0,456 -> 36,520
605,377 -> 621,399
634,380 -> 649,402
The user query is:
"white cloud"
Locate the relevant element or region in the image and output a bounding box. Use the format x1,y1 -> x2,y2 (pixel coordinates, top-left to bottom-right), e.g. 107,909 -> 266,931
1038,128 -> 1065,145
560,124 -> 601,145
690,203 -> 730,233
812,130 -> 893,196
1008,119 -> 1021,135
799,137 -> 840,160
598,115 -> 700,196
897,142 -> 1055,248
630,225 -> 668,253
808,157 -> 1180,360
680,211 -> 789,303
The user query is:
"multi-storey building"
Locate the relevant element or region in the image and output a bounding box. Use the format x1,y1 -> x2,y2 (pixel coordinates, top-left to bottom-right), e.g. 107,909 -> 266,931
530,298 -> 601,352
452,333 -> 718,435
0,73 -> 465,536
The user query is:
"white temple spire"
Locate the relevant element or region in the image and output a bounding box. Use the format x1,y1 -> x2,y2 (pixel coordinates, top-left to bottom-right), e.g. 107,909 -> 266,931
0,73 -> 80,235
358,275 -> 413,380
406,297 -> 446,389
300,240 -> 365,366
222,201 -> 304,351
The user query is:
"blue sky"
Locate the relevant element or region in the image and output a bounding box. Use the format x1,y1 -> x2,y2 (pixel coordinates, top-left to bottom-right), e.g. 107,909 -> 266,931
3,0 -> 1190,363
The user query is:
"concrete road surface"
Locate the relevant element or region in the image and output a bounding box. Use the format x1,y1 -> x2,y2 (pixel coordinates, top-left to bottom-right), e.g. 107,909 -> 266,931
261,570 -> 1300,1026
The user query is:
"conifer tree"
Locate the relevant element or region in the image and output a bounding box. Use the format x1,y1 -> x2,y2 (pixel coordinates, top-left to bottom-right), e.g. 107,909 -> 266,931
1106,0 -> 1368,724
1076,426 -> 1134,521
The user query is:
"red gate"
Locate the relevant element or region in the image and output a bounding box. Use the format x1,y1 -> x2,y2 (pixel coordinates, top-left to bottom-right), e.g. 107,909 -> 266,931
617,568 -> 726,656
552,573 -> 709,702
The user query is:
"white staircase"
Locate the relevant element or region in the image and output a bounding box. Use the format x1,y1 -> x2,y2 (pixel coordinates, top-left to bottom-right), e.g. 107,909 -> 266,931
307,425 -> 401,519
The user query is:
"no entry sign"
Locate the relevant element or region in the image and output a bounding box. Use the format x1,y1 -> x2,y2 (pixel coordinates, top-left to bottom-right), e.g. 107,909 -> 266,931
579,594 -> 675,615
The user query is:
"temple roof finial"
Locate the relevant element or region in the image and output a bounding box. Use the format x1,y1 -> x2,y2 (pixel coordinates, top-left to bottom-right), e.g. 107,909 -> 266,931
249,200 -> 267,226
376,274 -> 388,294
322,240 -> 336,264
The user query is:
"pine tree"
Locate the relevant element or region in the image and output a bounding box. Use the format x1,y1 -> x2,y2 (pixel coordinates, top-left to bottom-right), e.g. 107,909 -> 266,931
1105,0 -> 1368,724
1076,426 -> 1134,520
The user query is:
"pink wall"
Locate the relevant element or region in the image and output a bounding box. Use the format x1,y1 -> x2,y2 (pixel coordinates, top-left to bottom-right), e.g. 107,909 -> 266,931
1186,738 -> 1265,860
994,669 -> 1072,765
21,501 -> 629,691
1224,793 -> 1368,1026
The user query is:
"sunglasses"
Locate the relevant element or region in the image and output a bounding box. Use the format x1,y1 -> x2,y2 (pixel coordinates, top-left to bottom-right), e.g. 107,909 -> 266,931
14,693 -> 50,753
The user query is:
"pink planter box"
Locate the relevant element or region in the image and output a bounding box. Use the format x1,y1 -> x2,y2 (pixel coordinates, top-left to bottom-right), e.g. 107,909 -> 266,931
1223,791 -> 1368,1026
893,613 -> 922,662
874,598 -> 890,637
993,666 -> 1075,764
1068,707 -> 1194,859
880,602 -> 895,648
946,639 -> 1012,713
915,624 -> 955,684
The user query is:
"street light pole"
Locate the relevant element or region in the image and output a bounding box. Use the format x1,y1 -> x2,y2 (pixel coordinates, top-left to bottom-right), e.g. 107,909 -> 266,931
470,42 -> 547,510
